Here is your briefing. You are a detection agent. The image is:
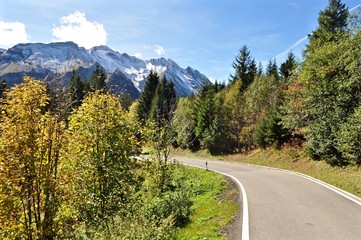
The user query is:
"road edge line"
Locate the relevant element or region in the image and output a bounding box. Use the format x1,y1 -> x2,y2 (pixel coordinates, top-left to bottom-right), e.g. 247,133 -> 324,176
212,169 -> 249,240
181,160 -> 250,240
288,171 -> 361,207
240,162 -> 361,207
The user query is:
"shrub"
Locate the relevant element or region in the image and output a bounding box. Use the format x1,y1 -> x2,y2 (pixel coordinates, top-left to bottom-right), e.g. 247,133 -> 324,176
338,107 -> 361,165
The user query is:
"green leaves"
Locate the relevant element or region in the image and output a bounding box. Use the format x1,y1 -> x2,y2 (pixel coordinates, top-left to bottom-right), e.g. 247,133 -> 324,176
338,107 -> 361,165
282,20 -> 361,165
63,91 -> 140,226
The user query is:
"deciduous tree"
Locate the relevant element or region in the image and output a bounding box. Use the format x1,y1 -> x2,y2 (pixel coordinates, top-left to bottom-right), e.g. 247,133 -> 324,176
0,77 -> 65,239
62,91 -> 141,228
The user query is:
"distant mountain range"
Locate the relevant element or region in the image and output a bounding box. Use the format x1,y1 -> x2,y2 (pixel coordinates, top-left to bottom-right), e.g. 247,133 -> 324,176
0,42 -> 211,98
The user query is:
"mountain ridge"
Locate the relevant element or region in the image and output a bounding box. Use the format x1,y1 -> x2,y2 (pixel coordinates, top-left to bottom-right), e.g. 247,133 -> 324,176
0,41 -> 211,98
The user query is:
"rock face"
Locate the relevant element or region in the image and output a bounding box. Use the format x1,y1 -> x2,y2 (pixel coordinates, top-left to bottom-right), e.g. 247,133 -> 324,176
0,42 -> 211,98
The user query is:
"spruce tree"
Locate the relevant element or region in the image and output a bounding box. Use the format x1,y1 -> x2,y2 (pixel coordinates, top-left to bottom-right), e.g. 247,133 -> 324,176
229,45 -> 257,91
90,64 -> 107,91
194,85 -> 220,151
0,80 -> 6,98
257,62 -> 263,77
67,70 -> 85,109
307,0 -> 349,52
150,76 -> 177,124
266,59 -> 279,81
279,52 -> 297,80
137,70 -> 160,123
318,0 -> 348,33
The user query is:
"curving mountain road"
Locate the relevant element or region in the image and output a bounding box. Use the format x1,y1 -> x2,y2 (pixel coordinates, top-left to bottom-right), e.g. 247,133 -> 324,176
176,157 -> 361,240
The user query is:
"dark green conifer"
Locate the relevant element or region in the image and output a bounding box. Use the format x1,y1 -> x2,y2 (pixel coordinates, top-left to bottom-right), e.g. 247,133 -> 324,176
67,70 -> 85,109
257,62 -> 263,77
0,80 -> 6,98
318,0 -> 349,33
150,76 -> 177,124
279,52 -> 297,80
229,45 -> 257,91
90,64 -> 107,91
266,59 -> 279,81
307,0 -> 349,52
137,70 -> 160,123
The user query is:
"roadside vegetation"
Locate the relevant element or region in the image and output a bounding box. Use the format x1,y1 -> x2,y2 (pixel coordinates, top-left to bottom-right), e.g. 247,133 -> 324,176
0,71 -> 236,238
173,167 -> 237,240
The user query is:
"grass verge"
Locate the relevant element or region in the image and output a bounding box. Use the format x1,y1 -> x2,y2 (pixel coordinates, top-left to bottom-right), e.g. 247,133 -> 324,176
172,148 -> 224,161
174,166 -> 238,240
225,147 -> 361,198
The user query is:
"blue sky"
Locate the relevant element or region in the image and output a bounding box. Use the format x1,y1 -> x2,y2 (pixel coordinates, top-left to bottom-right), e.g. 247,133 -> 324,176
1,0 -> 360,82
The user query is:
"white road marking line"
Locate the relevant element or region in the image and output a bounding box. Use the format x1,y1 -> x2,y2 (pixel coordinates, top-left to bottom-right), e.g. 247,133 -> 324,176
244,163 -> 361,207
181,160 -> 249,240
289,171 -> 361,207
212,169 -> 249,240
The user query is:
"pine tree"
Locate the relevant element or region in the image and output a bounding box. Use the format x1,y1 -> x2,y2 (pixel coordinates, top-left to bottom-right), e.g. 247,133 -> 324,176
67,71 -> 85,110
150,76 -> 177,124
266,59 -> 279,81
137,70 -> 160,123
145,77 -> 177,186
0,80 -> 6,98
194,85 -> 220,151
318,0 -> 348,33
90,64 -> 107,91
307,0 -> 349,52
229,45 -> 257,91
257,62 -> 263,77
279,52 -> 297,80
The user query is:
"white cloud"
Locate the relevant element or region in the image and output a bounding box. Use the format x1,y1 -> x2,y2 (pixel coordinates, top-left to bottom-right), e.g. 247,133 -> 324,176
0,21 -> 30,48
52,11 -> 107,49
154,45 -> 165,55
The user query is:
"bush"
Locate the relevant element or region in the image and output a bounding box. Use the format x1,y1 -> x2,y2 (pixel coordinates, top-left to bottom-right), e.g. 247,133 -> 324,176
254,110 -> 288,148
338,107 -> 361,165
72,163 -> 193,239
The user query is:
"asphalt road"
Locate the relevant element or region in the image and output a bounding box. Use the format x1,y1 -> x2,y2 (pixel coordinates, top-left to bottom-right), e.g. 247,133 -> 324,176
176,157 -> 361,240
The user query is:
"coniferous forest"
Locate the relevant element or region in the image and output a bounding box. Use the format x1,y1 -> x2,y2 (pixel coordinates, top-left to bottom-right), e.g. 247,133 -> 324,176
1,0 -> 361,239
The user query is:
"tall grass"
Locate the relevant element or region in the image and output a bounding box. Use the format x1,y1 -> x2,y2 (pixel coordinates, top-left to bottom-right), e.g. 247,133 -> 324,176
173,167 -> 237,239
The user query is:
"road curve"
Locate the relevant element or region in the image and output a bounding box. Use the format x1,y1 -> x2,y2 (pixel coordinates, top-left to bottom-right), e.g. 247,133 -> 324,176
176,157 -> 361,240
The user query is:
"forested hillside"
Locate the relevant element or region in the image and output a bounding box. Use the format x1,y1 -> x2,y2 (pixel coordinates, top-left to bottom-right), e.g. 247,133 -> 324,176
172,0 -> 361,167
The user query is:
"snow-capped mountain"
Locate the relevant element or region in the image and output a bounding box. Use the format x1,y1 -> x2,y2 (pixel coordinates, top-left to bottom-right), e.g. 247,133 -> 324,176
0,42 -> 211,98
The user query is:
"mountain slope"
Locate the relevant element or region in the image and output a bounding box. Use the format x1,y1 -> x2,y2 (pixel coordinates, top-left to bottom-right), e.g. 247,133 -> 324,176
0,42 -> 211,98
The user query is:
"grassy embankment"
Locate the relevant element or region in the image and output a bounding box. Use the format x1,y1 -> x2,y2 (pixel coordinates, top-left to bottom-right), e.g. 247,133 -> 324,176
177,147 -> 361,199
173,166 -> 237,239
226,147 -> 361,198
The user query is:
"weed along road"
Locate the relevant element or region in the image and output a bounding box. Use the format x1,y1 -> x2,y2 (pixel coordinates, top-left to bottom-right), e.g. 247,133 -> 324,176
176,157 -> 361,240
